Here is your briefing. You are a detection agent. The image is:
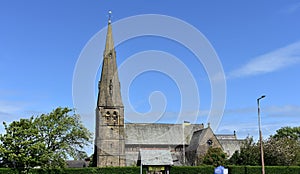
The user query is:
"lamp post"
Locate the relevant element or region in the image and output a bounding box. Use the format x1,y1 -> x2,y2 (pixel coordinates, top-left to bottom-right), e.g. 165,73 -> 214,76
257,95 -> 265,174
182,123 -> 185,165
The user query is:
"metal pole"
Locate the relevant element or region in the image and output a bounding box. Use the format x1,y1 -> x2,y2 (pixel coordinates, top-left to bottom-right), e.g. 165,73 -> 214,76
257,95 -> 265,174
182,123 -> 185,165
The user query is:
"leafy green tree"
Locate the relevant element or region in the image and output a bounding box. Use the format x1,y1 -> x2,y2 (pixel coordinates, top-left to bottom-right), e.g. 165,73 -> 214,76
228,150 -> 241,165
239,136 -> 260,165
34,107 -> 92,167
228,136 -> 260,165
273,126 -> 300,141
0,107 -> 92,172
203,147 -> 227,167
76,151 -> 88,161
0,117 -> 46,173
264,137 -> 300,165
264,126 -> 300,166
229,128 -> 300,166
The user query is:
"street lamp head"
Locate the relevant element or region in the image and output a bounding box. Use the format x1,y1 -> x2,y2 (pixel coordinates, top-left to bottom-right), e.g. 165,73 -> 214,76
258,95 -> 266,100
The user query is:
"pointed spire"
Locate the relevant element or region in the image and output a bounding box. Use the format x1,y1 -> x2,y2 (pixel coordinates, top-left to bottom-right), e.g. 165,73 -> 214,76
97,11 -> 123,107
104,10 -> 114,57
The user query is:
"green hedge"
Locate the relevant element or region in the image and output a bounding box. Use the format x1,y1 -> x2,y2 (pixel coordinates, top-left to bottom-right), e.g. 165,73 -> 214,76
0,168 -> 15,174
228,165 -> 246,174
228,166 -> 300,174
0,167 -> 140,174
31,167 -> 141,174
0,166 -> 299,174
171,166 -> 214,174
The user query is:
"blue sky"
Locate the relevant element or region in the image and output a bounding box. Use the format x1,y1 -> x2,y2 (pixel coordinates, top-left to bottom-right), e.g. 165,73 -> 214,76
1,0 -> 300,154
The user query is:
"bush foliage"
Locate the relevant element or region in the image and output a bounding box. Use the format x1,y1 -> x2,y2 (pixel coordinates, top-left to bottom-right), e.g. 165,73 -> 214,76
0,166 -> 299,174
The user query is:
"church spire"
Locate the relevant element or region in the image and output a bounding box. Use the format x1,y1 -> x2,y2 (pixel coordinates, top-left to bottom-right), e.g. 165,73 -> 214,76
95,11 -> 126,167
97,10 -> 123,107
104,10 -> 114,57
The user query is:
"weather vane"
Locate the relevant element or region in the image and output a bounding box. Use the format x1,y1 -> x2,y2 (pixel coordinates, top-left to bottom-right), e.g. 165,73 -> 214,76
108,10 -> 112,24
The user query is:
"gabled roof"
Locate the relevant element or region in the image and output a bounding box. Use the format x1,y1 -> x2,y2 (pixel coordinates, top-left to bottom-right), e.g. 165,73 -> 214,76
216,134 -> 236,140
66,160 -> 88,168
140,149 -> 173,166
125,123 -> 204,145
186,128 -> 209,151
187,126 -> 223,151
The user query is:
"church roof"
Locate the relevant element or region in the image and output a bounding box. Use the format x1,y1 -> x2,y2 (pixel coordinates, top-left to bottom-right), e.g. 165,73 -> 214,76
216,134 -> 236,140
125,123 -> 204,145
140,149 -> 173,166
66,160 -> 88,168
186,128 -> 210,151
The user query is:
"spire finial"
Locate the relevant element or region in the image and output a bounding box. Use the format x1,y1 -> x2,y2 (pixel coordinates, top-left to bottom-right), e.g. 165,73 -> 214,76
108,10 -> 112,24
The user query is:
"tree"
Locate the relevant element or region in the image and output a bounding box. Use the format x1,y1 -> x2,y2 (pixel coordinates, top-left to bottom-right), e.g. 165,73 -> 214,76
202,147 -> 227,167
273,126 -> 300,141
34,107 -> 92,167
228,136 -> 260,166
228,128 -> 300,166
264,126 -> 300,166
0,107 -> 92,172
228,150 -> 241,165
264,136 -> 300,165
239,136 -> 260,165
0,117 -> 46,173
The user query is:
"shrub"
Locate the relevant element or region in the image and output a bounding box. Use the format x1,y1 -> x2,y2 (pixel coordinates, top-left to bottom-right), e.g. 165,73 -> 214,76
1,165 -> 300,174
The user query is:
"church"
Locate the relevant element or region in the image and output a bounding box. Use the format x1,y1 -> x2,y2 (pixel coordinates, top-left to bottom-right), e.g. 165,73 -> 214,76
94,15 -> 243,167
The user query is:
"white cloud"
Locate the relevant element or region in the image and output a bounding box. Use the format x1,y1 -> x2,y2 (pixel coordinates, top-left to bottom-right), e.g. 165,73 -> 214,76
223,105 -> 300,118
217,121 -> 296,140
282,2 -> 300,14
217,105 -> 300,139
228,41 -> 300,79
0,101 -> 25,121
0,101 -> 23,114
265,105 -> 300,117
0,100 -> 34,124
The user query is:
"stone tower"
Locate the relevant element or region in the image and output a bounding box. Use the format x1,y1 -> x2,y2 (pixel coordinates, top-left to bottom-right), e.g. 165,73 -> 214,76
95,13 -> 126,167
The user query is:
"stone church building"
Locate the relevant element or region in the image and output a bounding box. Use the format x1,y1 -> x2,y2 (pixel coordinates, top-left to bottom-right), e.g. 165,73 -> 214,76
94,16 -> 243,167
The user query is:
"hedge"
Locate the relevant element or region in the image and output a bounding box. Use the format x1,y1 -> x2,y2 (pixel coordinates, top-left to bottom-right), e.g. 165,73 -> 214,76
172,166 -> 300,174
0,168 -> 14,174
171,166 -> 214,174
229,166 -> 300,174
0,167 -> 141,174
0,166 -> 299,174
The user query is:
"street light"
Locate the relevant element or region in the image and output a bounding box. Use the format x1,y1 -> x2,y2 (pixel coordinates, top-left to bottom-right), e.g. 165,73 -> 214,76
257,95 -> 266,174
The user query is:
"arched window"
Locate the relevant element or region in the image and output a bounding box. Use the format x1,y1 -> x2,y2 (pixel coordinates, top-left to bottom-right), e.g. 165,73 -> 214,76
113,111 -> 118,122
